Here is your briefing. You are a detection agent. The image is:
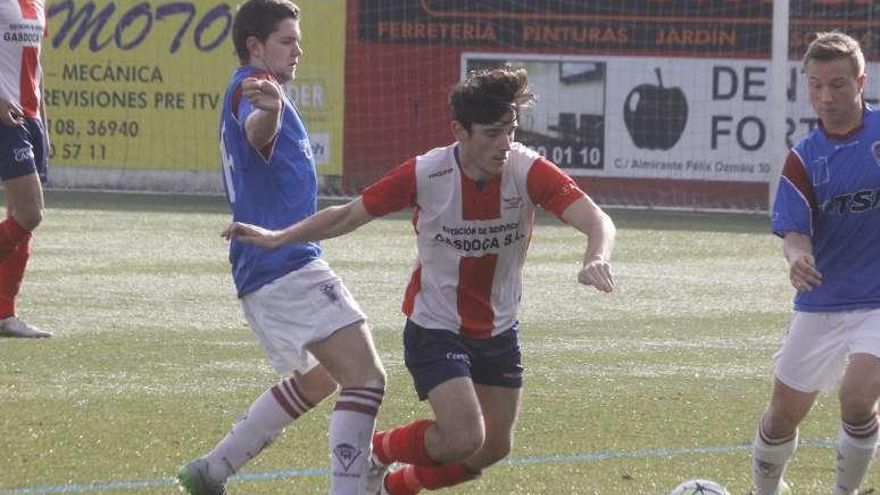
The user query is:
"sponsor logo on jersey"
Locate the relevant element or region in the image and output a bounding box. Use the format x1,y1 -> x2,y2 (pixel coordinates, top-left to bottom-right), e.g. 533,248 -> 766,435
298,138 -> 313,160
3,31 -> 40,44
502,195 -> 523,209
428,167 -> 453,179
821,188 -> 880,215
434,221 -> 526,253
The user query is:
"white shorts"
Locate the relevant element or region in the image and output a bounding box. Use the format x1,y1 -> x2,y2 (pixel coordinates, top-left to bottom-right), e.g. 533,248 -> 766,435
241,258 -> 366,376
774,307 -> 880,393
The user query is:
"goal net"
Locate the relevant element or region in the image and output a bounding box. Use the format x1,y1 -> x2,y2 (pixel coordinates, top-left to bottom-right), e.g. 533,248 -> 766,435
345,0 -> 880,211
41,1 -> 879,207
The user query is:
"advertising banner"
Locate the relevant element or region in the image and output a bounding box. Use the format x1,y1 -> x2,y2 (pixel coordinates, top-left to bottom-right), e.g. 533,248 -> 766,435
346,0 -> 880,203
358,0 -> 880,57
464,53 -> 880,182
43,0 -> 344,175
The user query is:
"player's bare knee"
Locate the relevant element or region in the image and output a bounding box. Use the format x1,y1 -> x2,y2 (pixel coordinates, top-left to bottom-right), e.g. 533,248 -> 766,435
13,208 -> 42,231
839,391 -> 877,423
481,439 -> 513,466
357,377 -> 386,395
336,363 -> 386,390
762,410 -> 800,439
436,423 -> 485,461
446,433 -> 484,461
365,366 -> 387,390
463,422 -> 486,450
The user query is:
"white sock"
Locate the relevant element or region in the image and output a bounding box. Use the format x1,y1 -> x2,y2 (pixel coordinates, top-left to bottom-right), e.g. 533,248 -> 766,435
752,422 -> 798,495
204,377 -> 316,481
328,383 -> 384,495
834,416 -> 879,495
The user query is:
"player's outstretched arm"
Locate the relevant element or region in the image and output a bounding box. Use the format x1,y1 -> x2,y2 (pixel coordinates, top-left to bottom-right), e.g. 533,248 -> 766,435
782,231 -> 822,292
561,196 -> 616,293
242,78 -> 283,150
223,197 -> 375,249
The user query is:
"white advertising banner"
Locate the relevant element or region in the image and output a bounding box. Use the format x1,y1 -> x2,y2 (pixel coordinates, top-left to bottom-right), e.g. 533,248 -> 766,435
464,53 -> 880,183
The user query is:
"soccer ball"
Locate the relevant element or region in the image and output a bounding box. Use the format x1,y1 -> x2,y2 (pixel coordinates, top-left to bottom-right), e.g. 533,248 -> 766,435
669,479 -> 731,495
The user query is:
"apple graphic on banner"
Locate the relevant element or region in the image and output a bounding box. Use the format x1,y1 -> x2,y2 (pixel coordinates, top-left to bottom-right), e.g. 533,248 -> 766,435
623,68 -> 688,150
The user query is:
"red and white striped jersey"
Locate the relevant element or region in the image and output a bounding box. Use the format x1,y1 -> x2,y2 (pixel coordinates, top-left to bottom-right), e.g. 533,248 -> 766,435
0,0 -> 44,118
362,142 -> 585,339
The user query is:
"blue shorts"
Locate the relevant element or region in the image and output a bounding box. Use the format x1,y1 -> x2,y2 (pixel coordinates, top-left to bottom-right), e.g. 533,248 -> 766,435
0,118 -> 48,183
403,319 -> 524,401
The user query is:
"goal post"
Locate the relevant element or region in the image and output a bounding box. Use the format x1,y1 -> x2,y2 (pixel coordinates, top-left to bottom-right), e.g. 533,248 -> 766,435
768,0 -> 790,216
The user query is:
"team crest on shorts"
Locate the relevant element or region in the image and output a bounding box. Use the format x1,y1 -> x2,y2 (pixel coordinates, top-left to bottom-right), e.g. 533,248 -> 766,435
332,442 -> 362,471
872,141 -> 880,166
320,283 -> 339,302
13,146 -> 34,163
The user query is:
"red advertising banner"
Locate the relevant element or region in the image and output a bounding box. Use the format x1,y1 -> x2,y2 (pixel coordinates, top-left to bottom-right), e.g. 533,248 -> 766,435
357,0 -> 879,58
346,0 -> 880,209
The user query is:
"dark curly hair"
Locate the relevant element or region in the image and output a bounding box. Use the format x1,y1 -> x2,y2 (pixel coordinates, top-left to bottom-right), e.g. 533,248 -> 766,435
449,66 -> 536,132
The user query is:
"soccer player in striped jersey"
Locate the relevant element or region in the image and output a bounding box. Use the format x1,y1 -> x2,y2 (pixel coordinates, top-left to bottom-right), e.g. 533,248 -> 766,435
225,65 -> 616,495
0,0 -> 51,338
753,31 -> 880,495
176,1 -> 385,494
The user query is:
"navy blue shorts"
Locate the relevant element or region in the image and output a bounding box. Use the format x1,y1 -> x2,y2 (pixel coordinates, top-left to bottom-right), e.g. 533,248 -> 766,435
0,118 -> 48,183
403,319 -> 524,401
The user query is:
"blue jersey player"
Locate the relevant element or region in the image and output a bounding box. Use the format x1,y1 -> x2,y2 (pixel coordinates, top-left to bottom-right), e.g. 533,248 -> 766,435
177,2 -> 385,494
752,32 -> 880,495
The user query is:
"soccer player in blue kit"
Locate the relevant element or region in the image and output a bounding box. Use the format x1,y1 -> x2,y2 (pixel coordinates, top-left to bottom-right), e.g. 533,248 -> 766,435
176,1 -> 385,494
752,31 -> 880,495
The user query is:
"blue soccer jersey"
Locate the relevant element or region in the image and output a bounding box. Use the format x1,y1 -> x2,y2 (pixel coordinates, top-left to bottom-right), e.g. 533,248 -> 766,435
772,105 -> 880,312
219,66 -> 321,297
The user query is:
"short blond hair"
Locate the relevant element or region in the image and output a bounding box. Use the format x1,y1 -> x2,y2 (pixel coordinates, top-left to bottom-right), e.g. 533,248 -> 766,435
803,31 -> 865,77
